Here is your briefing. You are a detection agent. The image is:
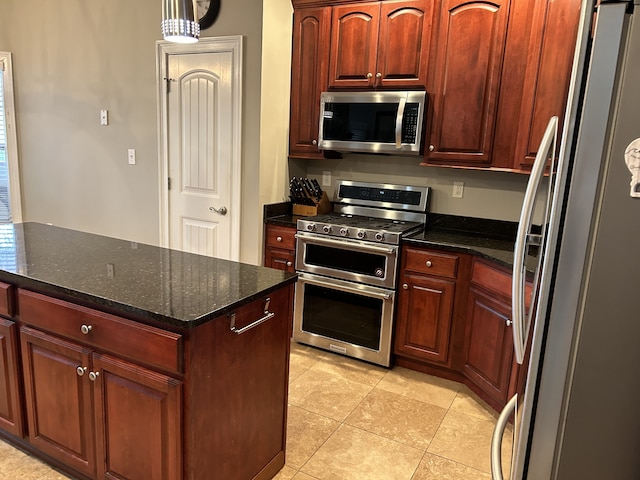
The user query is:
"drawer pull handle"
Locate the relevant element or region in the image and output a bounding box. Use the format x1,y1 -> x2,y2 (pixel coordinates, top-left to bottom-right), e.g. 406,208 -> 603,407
88,371 -> 100,382
230,298 -> 275,335
76,366 -> 87,377
276,236 -> 283,242
425,261 -> 432,267
80,324 -> 93,335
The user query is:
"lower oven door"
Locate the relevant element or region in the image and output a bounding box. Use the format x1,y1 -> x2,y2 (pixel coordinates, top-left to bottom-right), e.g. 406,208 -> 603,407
293,272 -> 395,367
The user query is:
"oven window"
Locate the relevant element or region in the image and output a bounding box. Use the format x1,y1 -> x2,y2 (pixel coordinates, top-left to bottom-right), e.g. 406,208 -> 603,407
305,244 -> 386,277
302,283 -> 382,350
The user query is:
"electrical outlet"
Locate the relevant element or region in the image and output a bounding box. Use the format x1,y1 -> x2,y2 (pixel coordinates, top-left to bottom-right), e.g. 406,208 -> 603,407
453,181 -> 464,198
100,110 -> 108,126
106,263 -> 115,278
128,148 -> 136,165
322,171 -> 331,187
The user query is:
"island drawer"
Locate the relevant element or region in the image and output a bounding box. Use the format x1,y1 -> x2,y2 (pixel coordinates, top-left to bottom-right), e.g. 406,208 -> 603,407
265,225 -> 296,250
17,289 -> 183,374
0,282 -> 15,318
402,247 -> 459,279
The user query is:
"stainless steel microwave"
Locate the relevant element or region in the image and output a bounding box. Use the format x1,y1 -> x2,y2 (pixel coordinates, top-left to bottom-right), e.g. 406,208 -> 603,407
318,91 -> 426,156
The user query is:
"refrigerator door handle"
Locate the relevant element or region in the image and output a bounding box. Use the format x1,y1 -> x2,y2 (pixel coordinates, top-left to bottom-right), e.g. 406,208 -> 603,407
491,394 -> 517,480
512,116 -> 558,364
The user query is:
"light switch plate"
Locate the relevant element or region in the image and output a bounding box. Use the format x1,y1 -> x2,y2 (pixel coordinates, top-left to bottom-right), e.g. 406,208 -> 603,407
100,110 -> 108,126
322,171 -> 331,187
128,149 -> 136,165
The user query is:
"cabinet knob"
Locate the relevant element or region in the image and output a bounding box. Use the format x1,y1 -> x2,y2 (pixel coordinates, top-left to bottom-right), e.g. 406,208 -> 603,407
276,236 -> 282,242
376,72 -> 382,78
506,319 -> 512,327
80,324 -> 93,335
402,283 -> 408,289
367,72 -> 373,79
312,140 -> 317,145
88,371 -> 100,382
425,260 -> 432,267
286,261 -> 292,267
429,145 -> 435,152
76,366 -> 87,377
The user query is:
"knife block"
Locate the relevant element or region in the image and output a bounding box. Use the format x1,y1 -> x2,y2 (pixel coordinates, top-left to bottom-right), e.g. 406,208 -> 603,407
292,191 -> 332,216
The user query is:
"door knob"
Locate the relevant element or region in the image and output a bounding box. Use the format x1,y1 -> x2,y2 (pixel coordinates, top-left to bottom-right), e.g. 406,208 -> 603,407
209,206 -> 228,216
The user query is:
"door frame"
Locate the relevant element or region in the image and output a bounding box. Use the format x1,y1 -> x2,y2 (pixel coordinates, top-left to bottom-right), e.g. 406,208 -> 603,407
0,52 -> 23,223
155,36 -> 243,260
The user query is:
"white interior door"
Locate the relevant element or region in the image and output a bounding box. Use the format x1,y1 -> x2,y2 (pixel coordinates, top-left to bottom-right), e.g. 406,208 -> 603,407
157,37 -> 242,261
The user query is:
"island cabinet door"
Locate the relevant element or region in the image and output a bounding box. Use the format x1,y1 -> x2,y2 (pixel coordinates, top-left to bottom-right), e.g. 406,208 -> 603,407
20,326 -> 96,478
0,318 -> 23,438
92,353 -> 182,480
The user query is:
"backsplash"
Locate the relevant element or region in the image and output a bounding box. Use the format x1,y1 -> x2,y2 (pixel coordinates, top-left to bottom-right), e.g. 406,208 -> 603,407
294,153 -> 547,223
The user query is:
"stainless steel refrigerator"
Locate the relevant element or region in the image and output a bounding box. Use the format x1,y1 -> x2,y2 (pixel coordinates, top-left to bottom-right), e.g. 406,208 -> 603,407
491,1 -> 640,478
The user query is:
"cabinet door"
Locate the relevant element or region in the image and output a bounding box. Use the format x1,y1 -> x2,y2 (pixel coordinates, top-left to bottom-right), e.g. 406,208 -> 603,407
462,287 -> 514,407
0,318 -> 23,437
377,0 -> 434,88
93,353 -> 182,480
265,247 -> 296,273
394,273 -> 455,365
514,0 -> 581,169
329,2 -> 381,88
20,326 -> 96,477
424,0 -> 509,166
289,7 -> 331,159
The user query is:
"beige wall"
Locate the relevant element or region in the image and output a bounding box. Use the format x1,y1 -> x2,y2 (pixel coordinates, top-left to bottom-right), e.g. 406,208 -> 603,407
259,0 -> 294,249
0,0 -> 268,263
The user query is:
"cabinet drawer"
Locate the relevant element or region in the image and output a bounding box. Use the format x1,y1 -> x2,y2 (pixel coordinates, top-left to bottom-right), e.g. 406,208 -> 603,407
0,282 -> 14,318
403,247 -> 459,279
17,289 -> 183,374
471,259 -> 532,308
265,225 -> 296,250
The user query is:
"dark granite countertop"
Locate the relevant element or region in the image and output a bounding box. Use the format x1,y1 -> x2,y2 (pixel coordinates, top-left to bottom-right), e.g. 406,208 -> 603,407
0,223 -> 297,329
263,204 -> 538,271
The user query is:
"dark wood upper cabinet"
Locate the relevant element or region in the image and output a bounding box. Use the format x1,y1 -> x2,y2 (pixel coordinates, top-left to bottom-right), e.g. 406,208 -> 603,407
514,0 -> 582,170
289,7 -> 331,159
423,0 -> 509,166
329,0 -> 434,88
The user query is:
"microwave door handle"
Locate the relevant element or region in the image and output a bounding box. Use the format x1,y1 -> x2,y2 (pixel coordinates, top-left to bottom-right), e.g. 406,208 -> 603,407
395,97 -> 407,148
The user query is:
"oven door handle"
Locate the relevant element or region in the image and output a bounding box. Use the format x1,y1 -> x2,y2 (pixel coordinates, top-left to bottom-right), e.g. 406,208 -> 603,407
298,273 -> 393,300
295,233 -> 396,255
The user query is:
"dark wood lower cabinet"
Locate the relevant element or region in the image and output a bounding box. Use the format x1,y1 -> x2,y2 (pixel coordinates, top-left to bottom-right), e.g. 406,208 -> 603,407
462,287 -> 515,410
0,318 -> 24,438
394,273 -> 456,366
20,327 -> 96,477
93,354 -> 182,480
20,327 -> 182,480
3,284 -> 293,480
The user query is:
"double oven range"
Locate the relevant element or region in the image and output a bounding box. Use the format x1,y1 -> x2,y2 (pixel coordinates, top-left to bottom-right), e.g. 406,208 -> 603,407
293,181 -> 429,367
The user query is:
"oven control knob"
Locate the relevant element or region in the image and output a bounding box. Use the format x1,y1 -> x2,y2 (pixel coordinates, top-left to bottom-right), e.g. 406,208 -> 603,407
322,225 -> 332,234
374,232 -> 385,242
375,268 -> 385,278
339,227 -> 348,237
357,230 -> 366,239
306,223 -> 316,232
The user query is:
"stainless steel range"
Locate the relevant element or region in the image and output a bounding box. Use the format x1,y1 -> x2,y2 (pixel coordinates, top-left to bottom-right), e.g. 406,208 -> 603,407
293,180 -> 429,367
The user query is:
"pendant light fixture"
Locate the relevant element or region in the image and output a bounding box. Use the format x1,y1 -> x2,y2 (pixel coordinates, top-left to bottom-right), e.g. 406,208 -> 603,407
162,0 -> 200,43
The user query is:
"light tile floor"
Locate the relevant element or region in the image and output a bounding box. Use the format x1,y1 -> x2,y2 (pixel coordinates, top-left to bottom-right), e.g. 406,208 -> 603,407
0,341 -> 513,479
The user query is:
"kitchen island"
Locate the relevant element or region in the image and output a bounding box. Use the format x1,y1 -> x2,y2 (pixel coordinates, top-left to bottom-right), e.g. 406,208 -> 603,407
0,222 -> 297,480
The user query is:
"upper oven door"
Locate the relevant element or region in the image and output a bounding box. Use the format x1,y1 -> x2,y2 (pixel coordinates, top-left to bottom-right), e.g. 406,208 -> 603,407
296,232 -> 398,289
318,91 -> 426,155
